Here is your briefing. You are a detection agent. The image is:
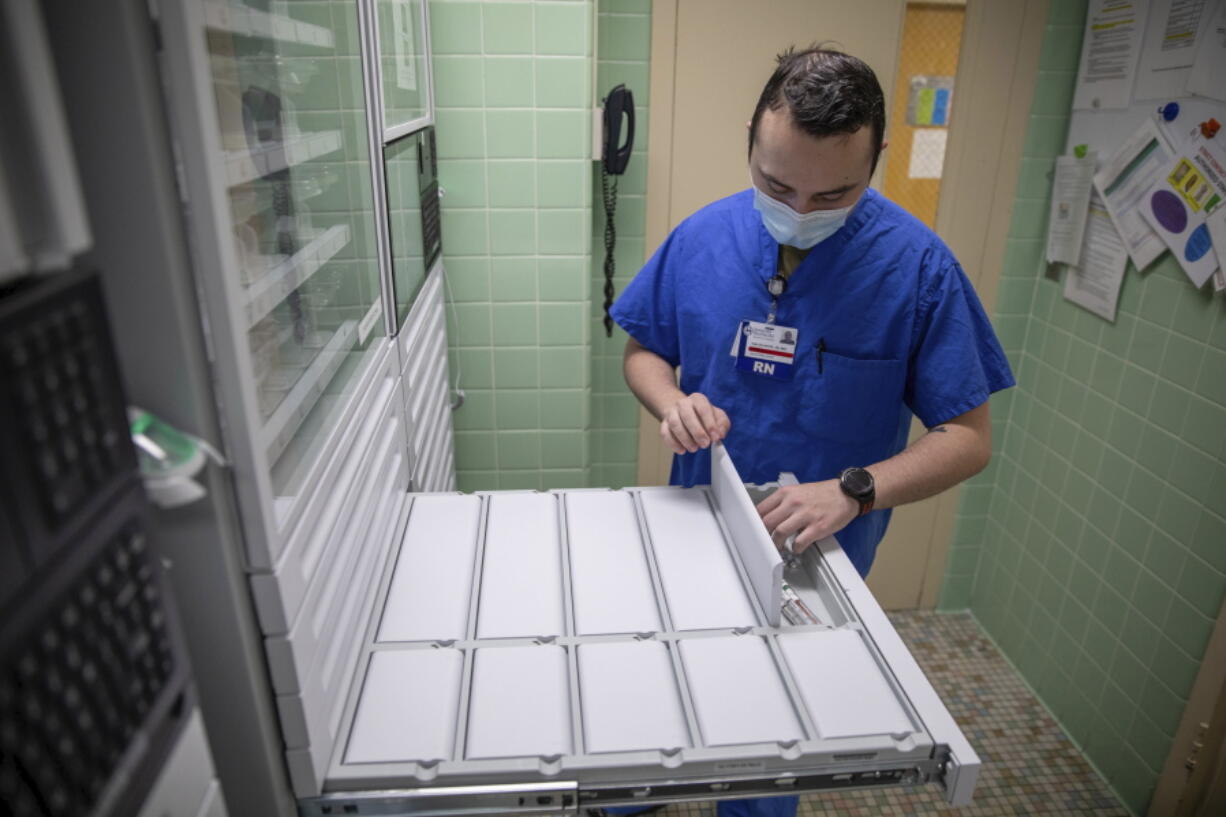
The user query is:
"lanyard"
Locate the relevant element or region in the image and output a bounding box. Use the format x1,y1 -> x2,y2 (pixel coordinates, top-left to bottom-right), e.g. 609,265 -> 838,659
765,273 -> 788,324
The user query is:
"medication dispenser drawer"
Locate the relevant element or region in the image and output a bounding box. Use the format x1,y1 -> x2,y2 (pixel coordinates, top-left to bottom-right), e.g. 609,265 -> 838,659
309,458 -> 979,814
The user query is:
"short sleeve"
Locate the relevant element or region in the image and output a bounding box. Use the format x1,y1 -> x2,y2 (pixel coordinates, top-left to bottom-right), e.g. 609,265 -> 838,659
609,224 -> 684,367
905,261 -> 1015,427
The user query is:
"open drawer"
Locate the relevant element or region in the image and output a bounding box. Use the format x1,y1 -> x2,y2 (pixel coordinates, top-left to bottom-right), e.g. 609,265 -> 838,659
301,446 -> 979,815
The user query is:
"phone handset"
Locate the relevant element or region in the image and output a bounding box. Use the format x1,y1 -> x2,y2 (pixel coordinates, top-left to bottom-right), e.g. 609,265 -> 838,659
602,84 -> 635,175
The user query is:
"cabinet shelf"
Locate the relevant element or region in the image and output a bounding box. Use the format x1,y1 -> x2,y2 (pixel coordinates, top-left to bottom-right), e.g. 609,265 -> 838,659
243,223 -> 350,330
224,130 -> 342,187
230,168 -> 339,223
204,2 -> 334,48
211,56 -> 320,95
261,319 -> 358,465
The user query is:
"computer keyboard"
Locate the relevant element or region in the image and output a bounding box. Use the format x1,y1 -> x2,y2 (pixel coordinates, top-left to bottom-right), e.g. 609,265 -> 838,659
1,269 -> 190,817
1,272 -> 134,563
2,521 -> 179,816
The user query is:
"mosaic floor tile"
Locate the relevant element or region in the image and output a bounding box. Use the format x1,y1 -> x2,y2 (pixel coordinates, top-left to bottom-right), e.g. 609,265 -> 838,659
652,611 -> 1129,817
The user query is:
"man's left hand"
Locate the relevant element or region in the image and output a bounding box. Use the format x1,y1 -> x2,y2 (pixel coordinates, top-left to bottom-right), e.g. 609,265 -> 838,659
756,480 -> 858,555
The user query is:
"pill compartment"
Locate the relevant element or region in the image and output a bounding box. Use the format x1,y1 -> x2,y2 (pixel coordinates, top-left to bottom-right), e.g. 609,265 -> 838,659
637,489 -> 758,631
344,648 -> 464,764
475,493 -> 565,639
565,492 -> 662,636
376,494 -> 481,643
576,640 -> 690,754
678,635 -> 805,747
465,643 -> 572,760
776,629 -> 915,740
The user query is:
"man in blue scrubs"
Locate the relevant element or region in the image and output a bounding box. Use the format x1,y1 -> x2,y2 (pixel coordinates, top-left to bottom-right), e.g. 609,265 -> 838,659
598,47 -> 1013,817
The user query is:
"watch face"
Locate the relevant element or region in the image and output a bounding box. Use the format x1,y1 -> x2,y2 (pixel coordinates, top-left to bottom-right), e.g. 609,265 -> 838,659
842,468 -> 873,496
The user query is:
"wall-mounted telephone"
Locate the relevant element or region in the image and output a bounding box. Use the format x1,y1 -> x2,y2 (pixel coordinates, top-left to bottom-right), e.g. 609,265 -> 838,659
601,85 -> 636,337
602,84 -> 635,175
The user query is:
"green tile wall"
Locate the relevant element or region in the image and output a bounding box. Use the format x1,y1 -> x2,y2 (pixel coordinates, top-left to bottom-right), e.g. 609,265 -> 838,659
590,0 -> 651,488
430,0 -> 595,491
939,1 -> 1226,813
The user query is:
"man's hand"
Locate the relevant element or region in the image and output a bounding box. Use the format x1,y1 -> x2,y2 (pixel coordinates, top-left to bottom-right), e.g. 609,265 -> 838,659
623,338 -> 730,453
659,393 -> 730,454
756,480 -> 858,554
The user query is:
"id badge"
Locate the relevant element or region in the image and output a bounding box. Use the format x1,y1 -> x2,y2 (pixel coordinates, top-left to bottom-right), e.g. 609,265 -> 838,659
732,320 -> 799,380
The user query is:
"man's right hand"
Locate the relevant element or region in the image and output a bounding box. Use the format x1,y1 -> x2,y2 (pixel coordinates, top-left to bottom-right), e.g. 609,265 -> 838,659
659,392 -> 731,454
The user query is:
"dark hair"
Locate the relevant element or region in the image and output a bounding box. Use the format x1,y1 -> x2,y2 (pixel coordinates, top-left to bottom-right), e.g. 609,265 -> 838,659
748,46 -> 885,173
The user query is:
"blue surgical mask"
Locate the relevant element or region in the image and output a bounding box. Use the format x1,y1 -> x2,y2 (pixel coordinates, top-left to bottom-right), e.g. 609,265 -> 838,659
752,184 -> 854,249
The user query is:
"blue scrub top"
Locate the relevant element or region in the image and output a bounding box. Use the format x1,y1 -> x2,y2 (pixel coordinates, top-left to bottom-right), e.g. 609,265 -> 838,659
610,188 -> 1014,576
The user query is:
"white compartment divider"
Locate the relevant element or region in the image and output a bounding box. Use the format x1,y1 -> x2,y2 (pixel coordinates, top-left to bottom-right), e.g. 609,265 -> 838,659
565,492 -> 662,635
450,647 -> 476,763
465,645 -> 573,760
463,496 -> 492,642
761,633 -> 820,743
629,490 -> 677,633
663,637 -> 705,758
566,638 -> 585,762
476,493 -> 564,639
555,490 -> 577,640
344,649 -> 464,764
376,495 -> 481,642
637,489 -> 757,631
576,641 -> 690,754
777,630 -> 914,740
710,445 -> 783,627
678,636 -> 804,747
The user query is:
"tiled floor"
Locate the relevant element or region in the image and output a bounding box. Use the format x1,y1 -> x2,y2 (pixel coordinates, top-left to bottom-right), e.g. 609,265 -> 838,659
654,611 -> 1131,817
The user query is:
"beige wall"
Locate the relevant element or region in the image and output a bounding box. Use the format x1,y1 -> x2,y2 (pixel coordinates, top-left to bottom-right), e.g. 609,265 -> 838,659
666,0 -> 905,225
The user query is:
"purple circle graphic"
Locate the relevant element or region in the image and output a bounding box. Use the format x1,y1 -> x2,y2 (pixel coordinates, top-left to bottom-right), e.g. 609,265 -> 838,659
1185,223 -> 1212,262
1150,189 -> 1187,233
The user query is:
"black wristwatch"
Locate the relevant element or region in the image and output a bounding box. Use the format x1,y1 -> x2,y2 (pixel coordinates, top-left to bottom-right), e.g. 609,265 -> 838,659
839,467 -> 875,516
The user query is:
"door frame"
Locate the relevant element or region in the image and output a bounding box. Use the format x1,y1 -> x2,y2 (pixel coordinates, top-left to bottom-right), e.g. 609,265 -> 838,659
1149,595 -> 1226,816
638,0 -> 1049,609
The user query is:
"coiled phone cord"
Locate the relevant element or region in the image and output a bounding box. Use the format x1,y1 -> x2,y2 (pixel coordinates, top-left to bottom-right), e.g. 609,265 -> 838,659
601,164 -> 619,338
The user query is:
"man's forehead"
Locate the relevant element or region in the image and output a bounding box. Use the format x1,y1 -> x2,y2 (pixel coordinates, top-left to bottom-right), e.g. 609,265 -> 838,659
752,128 -> 874,185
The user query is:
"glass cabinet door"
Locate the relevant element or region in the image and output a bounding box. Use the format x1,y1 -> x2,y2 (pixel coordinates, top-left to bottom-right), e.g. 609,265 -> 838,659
377,0 -> 431,132
203,0 -> 386,522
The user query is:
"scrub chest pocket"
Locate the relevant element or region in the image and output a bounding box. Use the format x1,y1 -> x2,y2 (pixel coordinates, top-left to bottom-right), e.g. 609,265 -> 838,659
793,351 -> 906,443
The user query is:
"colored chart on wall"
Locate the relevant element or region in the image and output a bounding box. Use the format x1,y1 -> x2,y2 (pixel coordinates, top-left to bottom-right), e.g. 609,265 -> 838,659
1139,135 -> 1225,288
906,76 -> 953,127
